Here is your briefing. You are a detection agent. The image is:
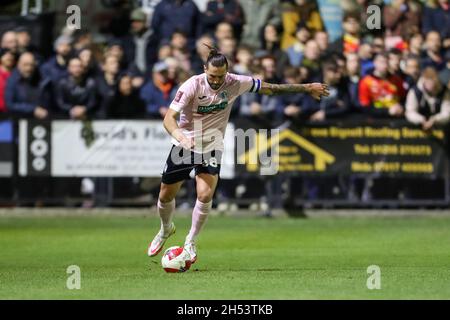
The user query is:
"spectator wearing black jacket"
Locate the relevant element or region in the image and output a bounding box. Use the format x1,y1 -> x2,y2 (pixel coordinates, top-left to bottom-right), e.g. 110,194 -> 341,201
40,35 -> 72,85
218,37 -> 237,67
5,52 -> 50,119
202,0 -> 244,39
191,34 -> 215,74
78,47 -> 102,79
151,0 -> 202,49
422,0 -> 450,49
260,23 -> 290,80
301,40 -> 322,82
15,27 -> 43,65
302,61 -> 350,121
406,67 -> 450,131
105,39 -> 145,89
170,30 -> 192,73
278,67 -> 307,122
344,52 -> 361,109
105,39 -> 129,72
96,55 -> 120,119
439,51 -> 450,88
107,74 -> 145,119
403,55 -> 421,91
388,48 -> 405,79
421,31 -> 447,71
239,59 -> 282,127
214,21 -> 235,43
55,57 -> 97,119
121,9 -> 159,76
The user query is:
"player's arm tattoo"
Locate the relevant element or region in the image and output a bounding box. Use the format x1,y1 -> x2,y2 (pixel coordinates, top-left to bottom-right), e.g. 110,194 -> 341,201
259,81 -> 329,100
259,82 -> 311,96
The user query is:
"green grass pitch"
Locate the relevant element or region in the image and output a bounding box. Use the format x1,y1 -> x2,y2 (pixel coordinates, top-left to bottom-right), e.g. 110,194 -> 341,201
1,214 -> 450,299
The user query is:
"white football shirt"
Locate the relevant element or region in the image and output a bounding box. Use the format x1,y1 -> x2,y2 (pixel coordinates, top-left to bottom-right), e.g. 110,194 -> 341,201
169,72 -> 261,153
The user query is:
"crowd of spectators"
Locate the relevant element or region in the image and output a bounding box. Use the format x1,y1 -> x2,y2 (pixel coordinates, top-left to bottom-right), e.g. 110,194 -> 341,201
1,0 -> 450,208
0,0 -> 449,129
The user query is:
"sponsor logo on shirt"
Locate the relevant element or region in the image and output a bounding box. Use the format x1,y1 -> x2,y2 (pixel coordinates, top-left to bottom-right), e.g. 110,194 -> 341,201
197,91 -> 229,114
197,102 -> 228,114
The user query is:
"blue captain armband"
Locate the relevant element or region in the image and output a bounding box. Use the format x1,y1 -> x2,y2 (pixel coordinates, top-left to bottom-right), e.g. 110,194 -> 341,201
249,78 -> 261,93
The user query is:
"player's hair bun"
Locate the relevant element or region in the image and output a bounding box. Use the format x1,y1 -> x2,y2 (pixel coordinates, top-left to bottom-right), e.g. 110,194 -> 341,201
203,43 -> 228,68
203,43 -> 219,57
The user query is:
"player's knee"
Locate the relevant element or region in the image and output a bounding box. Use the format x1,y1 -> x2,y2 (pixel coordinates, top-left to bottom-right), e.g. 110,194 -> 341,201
197,191 -> 213,204
159,185 -> 176,203
159,195 -> 175,203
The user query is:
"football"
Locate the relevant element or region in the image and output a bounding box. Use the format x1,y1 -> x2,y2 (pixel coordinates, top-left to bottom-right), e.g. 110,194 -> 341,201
161,246 -> 192,273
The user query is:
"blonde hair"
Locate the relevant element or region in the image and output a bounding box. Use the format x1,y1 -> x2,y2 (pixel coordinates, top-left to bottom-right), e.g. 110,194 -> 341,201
421,67 -> 443,93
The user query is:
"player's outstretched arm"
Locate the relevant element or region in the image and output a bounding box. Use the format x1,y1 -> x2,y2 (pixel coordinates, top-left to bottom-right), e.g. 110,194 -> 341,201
259,81 -> 330,100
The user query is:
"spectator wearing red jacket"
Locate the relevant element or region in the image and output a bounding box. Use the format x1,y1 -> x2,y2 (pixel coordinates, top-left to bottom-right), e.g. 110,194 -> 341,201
0,49 -> 16,114
359,53 -> 406,118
